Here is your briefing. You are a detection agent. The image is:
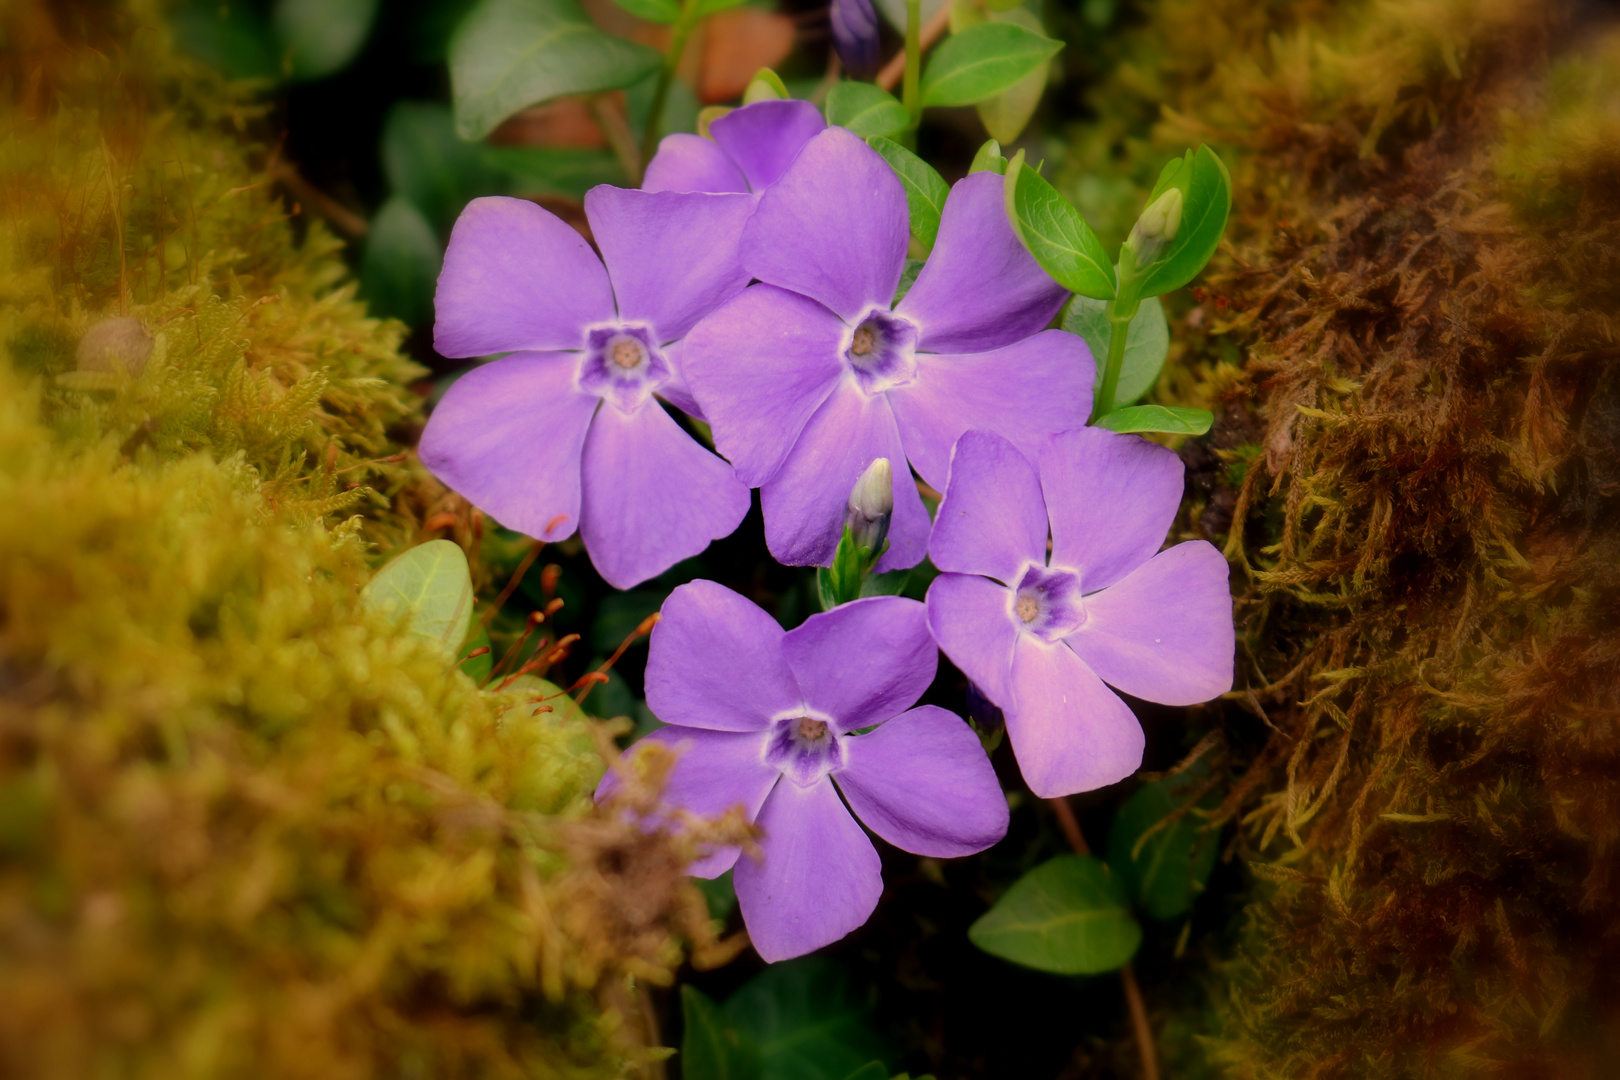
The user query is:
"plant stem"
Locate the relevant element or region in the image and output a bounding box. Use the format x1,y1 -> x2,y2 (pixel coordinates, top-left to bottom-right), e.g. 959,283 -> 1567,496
1092,296 -> 1140,422
1119,964 -> 1161,1080
639,0 -> 704,176
902,0 -> 922,126
590,95 -> 641,186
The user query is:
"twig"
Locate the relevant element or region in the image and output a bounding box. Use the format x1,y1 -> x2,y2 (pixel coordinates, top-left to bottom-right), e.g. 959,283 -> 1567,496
876,2 -> 954,94
1050,797 -> 1160,1080
271,162 -> 368,238
1119,965 -> 1161,1080
482,540 -> 545,628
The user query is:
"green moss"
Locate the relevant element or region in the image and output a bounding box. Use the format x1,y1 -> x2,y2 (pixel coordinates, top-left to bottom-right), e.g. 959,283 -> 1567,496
0,5 -> 733,1077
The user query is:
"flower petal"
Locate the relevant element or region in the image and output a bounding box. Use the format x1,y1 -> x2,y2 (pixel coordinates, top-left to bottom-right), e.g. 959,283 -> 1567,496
710,98 -> 827,193
418,353 -> 598,541
759,385 -> 929,571
927,430 -> 1047,582
888,329 -> 1092,492
644,580 -> 804,732
742,127 -> 908,322
1041,427 -> 1184,591
602,725 -> 779,878
782,596 -> 935,732
682,285 -> 847,487
642,133 -> 750,194
1005,635 -> 1143,797
896,172 -> 1069,352
579,402 -> 750,589
836,705 -> 1008,856
925,572 -> 1019,706
734,777 -> 883,962
655,340 -> 705,421
1066,541 -> 1234,705
585,186 -> 755,342
433,196 -> 614,357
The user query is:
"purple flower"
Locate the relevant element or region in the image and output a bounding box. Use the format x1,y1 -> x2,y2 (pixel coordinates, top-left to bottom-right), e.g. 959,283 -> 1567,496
925,428 -> 1235,797
602,580 -> 1008,961
682,127 -> 1090,573
643,99 -> 826,195
830,0 -> 881,74
419,190 -> 753,589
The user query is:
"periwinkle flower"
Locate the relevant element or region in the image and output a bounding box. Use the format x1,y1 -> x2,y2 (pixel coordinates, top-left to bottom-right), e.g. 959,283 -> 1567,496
830,0 -> 881,74
682,127 -> 1090,572
419,190 -> 753,589
601,580 -> 1008,961
643,99 -> 826,196
925,428 -> 1235,797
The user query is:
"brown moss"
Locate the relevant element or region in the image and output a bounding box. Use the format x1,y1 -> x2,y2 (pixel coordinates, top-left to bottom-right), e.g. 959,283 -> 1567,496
1072,0 -> 1620,1074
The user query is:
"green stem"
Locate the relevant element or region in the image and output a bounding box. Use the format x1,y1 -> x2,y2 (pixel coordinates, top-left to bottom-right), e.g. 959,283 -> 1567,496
639,0 -> 704,176
1092,297 -> 1140,422
902,0 -> 922,127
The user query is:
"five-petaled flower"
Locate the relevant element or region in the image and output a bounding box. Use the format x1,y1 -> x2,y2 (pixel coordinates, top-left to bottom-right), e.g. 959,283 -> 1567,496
682,127 -> 1092,573
419,190 -> 753,589
643,99 -> 826,196
925,428 -> 1235,797
600,580 -> 1009,962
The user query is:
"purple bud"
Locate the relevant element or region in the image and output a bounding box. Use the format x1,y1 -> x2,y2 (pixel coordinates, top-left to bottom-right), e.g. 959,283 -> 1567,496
830,0 -> 881,75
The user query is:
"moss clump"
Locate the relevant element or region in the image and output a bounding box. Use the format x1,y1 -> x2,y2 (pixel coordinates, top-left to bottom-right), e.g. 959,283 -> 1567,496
1061,0 -> 1620,1075
0,5 -> 733,1077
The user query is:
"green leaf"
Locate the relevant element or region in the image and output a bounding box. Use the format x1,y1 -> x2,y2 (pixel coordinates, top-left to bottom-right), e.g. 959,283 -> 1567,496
1004,150 -> 1115,299
968,854 -> 1142,974
683,985 -> 764,1080
725,957 -> 890,1080
450,0 -> 663,140
171,0 -> 279,81
459,615 -> 493,683
866,137 -> 950,253
611,0 -> 681,22
744,67 -> 791,103
361,540 -> 475,662
694,869 -> 737,921
969,138 -> 1006,174
700,0 -> 754,13
1131,145 -> 1232,299
360,197 -> 443,327
1062,294 -> 1169,406
1106,774 -> 1220,921
1094,404 -> 1213,435
825,82 -> 910,139
592,589 -> 667,654
483,145 -> 626,200
841,1066 -> 890,1080
919,22 -> 1061,108
628,68 -> 701,144
382,102 -> 501,232
859,569 -> 910,598
974,7 -> 1049,144
272,0 -> 379,81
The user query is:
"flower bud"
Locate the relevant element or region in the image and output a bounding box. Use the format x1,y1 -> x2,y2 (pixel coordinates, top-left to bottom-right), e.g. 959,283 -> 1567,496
76,316 -> 152,376
844,457 -> 893,556
1125,187 -> 1184,266
830,0 -> 881,75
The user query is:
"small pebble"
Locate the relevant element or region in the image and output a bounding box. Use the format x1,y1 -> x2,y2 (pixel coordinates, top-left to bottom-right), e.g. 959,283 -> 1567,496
76,316 -> 152,376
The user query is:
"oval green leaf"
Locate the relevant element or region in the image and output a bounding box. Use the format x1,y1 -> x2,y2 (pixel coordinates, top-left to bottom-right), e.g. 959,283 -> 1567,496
361,196 -> 443,327
1004,150 -> 1116,299
1132,144 -> 1232,299
968,854 -> 1142,974
360,539 -> 475,661
724,957 -> 891,1080
450,0 -> 663,140
382,101 -> 502,232
866,137 -> 950,253
272,0 -> 378,81
1106,774 -> 1220,921
611,0 -> 681,22
682,984 -> 763,1080
1094,404 -> 1214,435
1062,294 -> 1169,406
825,82 -> 910,140
974,7 -> 1049,144
919,22 -> 1062,108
